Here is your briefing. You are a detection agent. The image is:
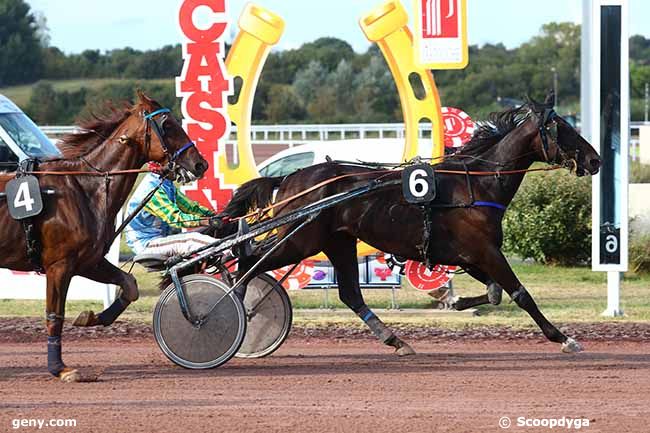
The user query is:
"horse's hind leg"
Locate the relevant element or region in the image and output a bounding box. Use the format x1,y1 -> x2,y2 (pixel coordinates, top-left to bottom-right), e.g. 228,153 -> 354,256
324,234 -> 415,357
73,258 -> 138,327
452,265 -> 503,311
45,259 -> 80,381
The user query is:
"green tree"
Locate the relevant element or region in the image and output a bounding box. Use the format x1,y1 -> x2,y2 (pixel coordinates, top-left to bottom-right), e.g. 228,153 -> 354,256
0,0 -> 44,85
124,45 -> 182,79
630,34 -> 650,65
353,56 -> 398,122
41,47 -> 69,79
293,60 -> 327,105
263,84 -> 305,123
326,59 -> 356,122
25,82 -> 58,123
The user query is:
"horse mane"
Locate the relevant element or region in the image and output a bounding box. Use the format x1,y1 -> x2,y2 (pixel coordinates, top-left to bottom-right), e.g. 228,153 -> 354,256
458,104 -> 531,157
55,104 -> 133,159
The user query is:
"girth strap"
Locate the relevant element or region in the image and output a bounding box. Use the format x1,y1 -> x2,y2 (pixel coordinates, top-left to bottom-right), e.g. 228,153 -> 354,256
17,159 -> 44,273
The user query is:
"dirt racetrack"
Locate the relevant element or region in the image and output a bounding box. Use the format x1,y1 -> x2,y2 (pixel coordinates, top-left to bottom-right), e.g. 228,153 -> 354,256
1,320 -> 649,433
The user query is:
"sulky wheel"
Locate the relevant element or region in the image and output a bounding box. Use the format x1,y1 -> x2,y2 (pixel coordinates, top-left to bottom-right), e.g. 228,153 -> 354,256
236,274 -> 292,359
154,274 -> 246,369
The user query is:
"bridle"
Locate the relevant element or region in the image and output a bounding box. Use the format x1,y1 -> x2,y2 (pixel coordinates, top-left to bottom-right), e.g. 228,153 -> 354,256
143,108 -> 196,176
537,108 -> 581,172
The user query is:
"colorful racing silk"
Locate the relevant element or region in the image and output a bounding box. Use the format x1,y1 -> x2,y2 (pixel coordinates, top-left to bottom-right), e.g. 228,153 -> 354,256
125,173 -> 214,254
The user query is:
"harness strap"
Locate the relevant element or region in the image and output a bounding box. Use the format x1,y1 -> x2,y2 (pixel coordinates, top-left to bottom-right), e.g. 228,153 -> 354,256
16,159 -> 44,273
143,108 -> 171,119
472,201 -> 507,211
463,161 -> 475,203
172,142 -> 195,161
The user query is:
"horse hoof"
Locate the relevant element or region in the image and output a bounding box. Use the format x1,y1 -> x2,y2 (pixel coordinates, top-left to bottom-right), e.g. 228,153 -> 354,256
396,344 -> 416,357
487,283 -> 503,305
73,311 -> 97,327
561,337 -> 583,354
59,368 -> 81,383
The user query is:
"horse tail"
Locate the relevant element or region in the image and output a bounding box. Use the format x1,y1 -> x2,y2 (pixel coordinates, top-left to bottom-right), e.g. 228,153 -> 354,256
159,176 -> 284,290
222,176 -> 284,219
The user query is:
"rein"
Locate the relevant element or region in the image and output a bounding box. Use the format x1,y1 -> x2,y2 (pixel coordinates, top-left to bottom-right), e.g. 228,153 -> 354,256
12,107 -> 193,178
226,163 -> 564,224
20,168 -> 150,177
9,107 -> 194,245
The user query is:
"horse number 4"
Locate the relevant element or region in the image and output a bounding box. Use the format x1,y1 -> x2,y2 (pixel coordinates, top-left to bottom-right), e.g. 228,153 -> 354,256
409,169 -> 429,198
6,175 -> 44,220
14,181 -> 35,212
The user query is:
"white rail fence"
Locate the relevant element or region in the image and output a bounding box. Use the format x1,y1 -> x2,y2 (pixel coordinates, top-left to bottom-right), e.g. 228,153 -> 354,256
41,121 -> 650,147
41,123 -> 428,142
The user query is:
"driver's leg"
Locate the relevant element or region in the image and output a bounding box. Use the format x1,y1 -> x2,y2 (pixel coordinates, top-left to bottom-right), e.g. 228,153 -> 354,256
142,232 -> 217,257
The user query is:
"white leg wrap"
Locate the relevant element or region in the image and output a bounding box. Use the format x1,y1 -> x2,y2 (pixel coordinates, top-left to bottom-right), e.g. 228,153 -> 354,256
561,337 -> 583,353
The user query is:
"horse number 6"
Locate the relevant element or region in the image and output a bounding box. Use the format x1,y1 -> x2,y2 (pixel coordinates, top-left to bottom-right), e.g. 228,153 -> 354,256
409,169 -> 429,198
605,234 -> 618,253
14,181 -> 35,212
402,164 -> 435,203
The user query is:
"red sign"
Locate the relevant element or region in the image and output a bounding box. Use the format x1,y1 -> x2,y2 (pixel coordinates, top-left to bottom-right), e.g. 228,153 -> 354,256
405,261 -> 457,291
373,267 -> 393,281
421,0 -> 459,38
442,106 -> 474,148
176,0 -> 233,210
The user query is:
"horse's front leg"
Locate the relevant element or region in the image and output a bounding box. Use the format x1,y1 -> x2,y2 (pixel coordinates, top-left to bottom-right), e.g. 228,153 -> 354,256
73,258 -> 138,327
452,265 -> 503,311
45,259 -> 81,381
478,247 -> 581,353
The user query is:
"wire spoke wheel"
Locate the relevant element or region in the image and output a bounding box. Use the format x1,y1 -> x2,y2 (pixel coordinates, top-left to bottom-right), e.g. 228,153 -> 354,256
236,274 -> 292,359
154,274 -> 246,369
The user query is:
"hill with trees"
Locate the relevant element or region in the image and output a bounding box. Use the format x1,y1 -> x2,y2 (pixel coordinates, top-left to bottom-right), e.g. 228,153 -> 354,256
1,0 -> 649,125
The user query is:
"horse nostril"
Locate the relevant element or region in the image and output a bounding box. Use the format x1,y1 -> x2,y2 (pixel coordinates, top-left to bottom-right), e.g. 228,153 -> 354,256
590,158 -> 601,169
195,161 -> 207,174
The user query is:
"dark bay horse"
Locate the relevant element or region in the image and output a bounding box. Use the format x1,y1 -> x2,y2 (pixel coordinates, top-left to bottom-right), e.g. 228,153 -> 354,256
221,92 -> 601,355
0,91 -> 208,381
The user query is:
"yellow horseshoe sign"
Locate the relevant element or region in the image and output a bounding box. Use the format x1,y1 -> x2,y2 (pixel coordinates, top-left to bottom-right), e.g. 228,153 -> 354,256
219,3 -> 285,186
222,1 -> 447,259
359,0 -> 445,162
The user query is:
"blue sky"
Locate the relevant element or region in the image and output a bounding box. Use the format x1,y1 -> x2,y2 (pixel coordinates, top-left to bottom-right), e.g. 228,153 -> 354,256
27,0 -> 650,54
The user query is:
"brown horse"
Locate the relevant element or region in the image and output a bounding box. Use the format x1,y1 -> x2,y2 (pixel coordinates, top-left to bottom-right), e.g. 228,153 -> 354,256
0,91 -> 208,381
221,92 -> 601,356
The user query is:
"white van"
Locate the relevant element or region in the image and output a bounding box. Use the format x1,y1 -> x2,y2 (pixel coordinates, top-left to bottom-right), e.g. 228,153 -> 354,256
0,95 -> 61,170
258,138 -> 434,177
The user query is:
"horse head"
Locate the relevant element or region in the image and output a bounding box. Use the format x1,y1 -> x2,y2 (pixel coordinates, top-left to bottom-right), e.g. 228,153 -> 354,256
527,90 -> 601,176
132,91 -> 209,183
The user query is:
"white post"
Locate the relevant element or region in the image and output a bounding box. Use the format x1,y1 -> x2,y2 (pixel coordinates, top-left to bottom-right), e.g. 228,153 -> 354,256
604,271 -> 623,316
582,0 -> 629,317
